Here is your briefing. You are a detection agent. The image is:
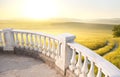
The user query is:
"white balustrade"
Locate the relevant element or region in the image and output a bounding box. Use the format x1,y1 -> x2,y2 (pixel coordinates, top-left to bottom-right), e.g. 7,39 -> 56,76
0,29 -> 119,77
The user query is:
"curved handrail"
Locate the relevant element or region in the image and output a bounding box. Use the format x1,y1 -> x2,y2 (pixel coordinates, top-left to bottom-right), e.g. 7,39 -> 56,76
13,29 -> 60,41
67,42 -> 120,77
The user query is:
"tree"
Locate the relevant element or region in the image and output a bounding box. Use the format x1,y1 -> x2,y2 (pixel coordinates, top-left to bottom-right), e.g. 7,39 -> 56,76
112,25 -> 120,37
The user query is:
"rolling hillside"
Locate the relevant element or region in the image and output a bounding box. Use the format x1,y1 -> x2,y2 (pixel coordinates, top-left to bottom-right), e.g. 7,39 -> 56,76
0,20 -> 114,30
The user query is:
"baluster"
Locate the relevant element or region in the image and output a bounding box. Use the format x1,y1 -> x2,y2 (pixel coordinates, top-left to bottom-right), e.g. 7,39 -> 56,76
0,32 -> 3,46
69,48 -> 76,71
38,35 -> 42,52
87,61 -> 95,77
15,32 -> 19,47
51,39 -> 55,59
58,42 -> 61,57
25,33 -> 29,49
46,37 -> 51,56
42,36 -> 46,54
34,34 -> 38,51
21,33 -> 24,48
74,52 -> 82,76
80,56 -> 88,77
96,68 -> 102,77
55,41 -> 60,60
30,33 -> 33,50
55,40 -> 61,60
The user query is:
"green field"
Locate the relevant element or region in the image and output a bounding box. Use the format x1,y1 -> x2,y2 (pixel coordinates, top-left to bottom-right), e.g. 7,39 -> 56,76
0,20 -> 120,69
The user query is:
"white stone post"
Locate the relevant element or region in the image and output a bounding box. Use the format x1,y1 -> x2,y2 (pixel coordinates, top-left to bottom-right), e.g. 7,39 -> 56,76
0,32 -> 3,46
3,28 -> 15,51
46,37 -> 51,56
55,33 -> 76,74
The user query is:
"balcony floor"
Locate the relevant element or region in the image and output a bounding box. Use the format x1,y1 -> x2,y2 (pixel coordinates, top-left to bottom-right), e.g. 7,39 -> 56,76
0,54 -> 62,77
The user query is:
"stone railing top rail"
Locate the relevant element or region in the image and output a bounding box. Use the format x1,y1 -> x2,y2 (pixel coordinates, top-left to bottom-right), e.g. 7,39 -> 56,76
13,29 -> 60,41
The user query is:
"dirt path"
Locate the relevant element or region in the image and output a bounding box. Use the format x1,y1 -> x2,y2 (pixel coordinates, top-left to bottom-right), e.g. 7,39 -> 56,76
93,40 -> 108,51
103,42 -> 119,57
0,54 -> 62,77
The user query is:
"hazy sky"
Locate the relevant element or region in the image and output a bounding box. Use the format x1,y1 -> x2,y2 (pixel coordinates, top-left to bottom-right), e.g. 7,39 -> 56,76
0,0 -> 120,20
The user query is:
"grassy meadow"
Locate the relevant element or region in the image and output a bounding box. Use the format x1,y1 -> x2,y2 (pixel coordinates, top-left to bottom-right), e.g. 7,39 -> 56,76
0,20 -> 120,69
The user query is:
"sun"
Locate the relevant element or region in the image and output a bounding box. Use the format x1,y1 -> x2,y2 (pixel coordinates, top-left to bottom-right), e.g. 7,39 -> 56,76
22,0 -> 59,20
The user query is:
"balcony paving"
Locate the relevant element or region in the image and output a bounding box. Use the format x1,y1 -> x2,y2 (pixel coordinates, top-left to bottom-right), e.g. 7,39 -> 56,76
0,54 -> 62,77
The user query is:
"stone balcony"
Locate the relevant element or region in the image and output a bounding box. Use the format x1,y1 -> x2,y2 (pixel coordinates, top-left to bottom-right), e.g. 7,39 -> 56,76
0,54 -> 62,77
0,28 -> 120,77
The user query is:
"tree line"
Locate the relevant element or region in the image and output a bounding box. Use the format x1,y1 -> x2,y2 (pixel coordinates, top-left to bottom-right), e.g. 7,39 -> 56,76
112,25 -> 120,37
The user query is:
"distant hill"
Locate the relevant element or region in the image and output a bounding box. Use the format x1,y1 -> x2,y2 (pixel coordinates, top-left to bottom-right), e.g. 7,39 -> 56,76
50,21 -> 114,31
92,18 -> 120,25
79,18 -> 120,25
0,19 -> 115,32
1,18 -> 120,25
49,18 -> 120,25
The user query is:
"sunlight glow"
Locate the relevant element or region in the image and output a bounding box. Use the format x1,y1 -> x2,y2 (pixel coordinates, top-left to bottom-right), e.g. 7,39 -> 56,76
22,0 -> 59,20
